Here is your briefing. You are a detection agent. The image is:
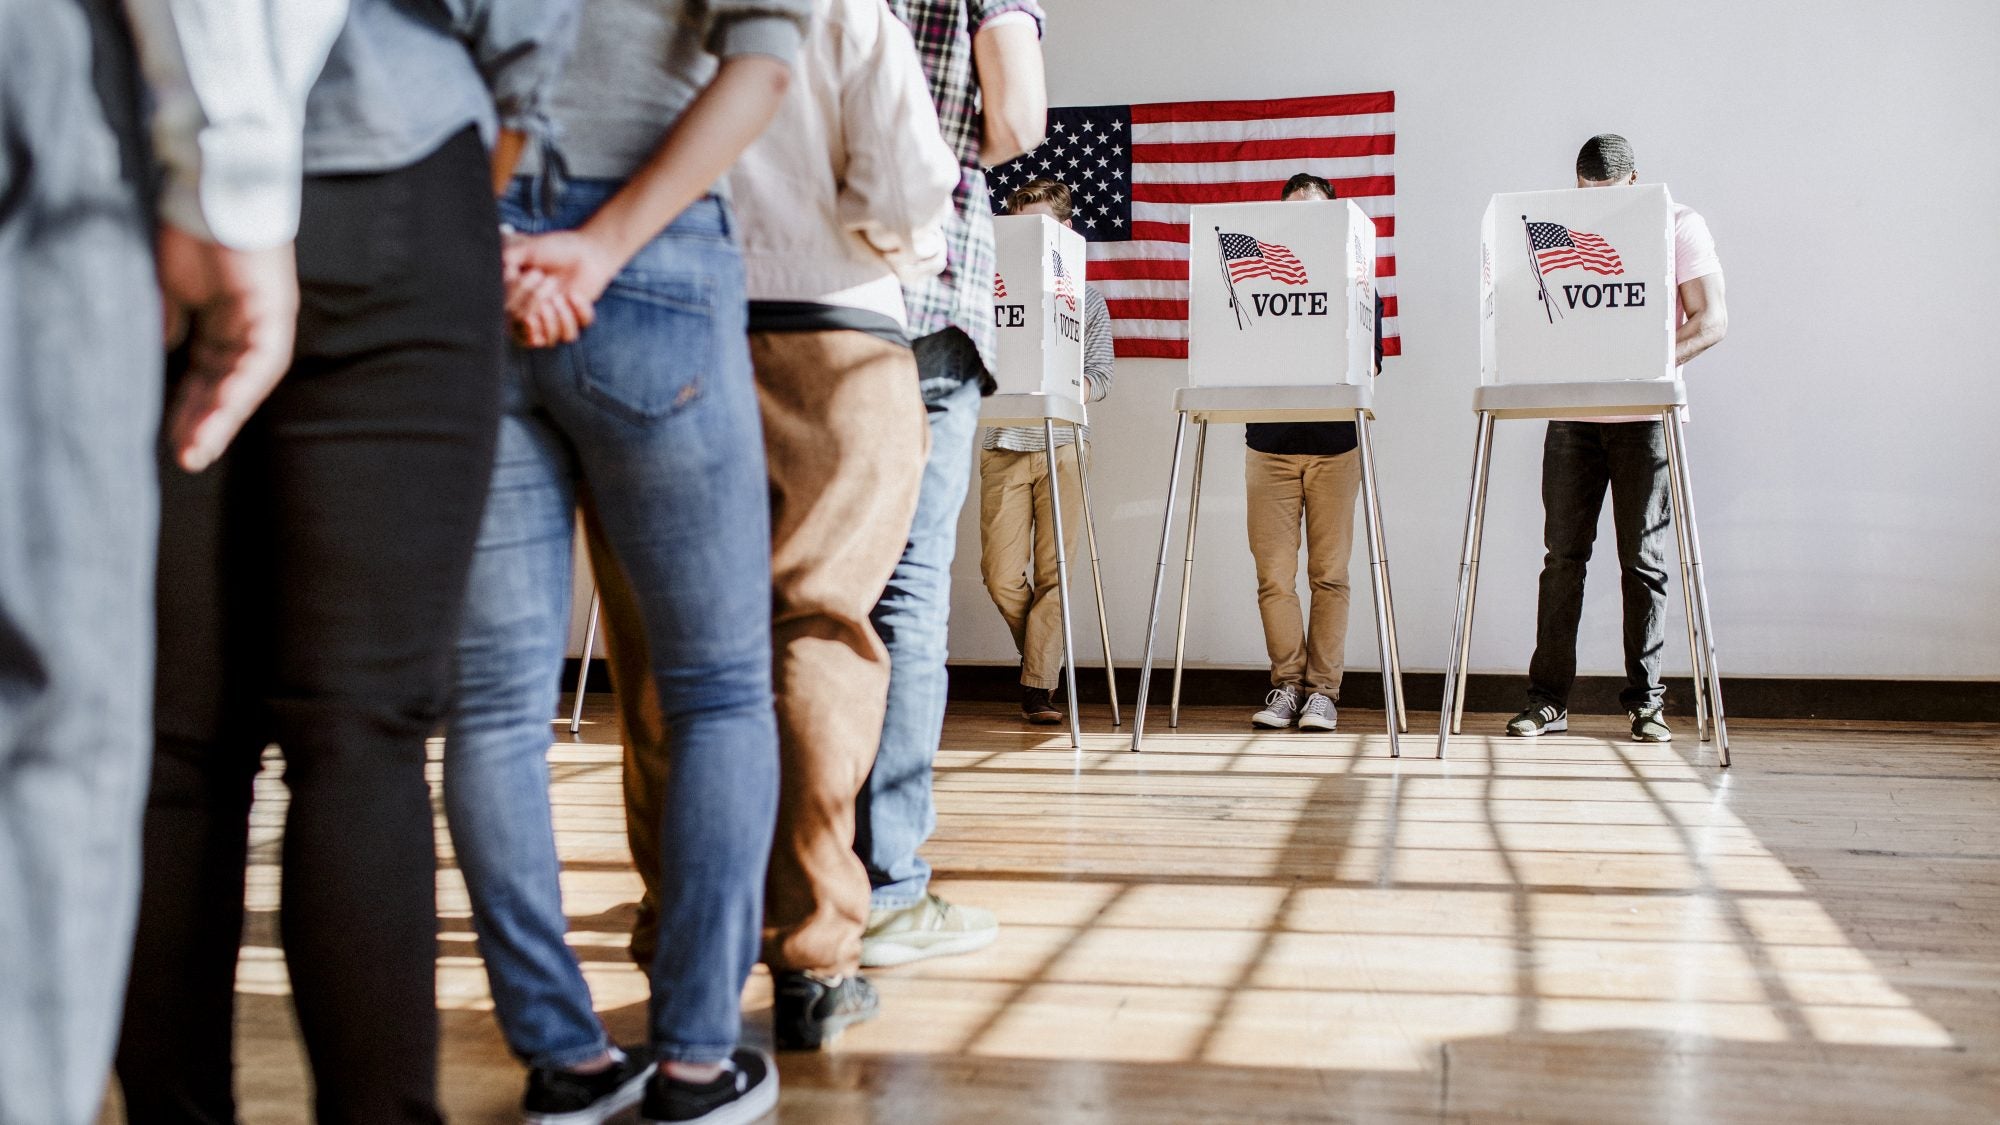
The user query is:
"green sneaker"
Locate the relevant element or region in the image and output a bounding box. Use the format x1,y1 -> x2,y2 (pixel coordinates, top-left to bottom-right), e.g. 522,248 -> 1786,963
860,893 -> 998,968
1630,706 -> 1672,743
1506,704 -> 1567,736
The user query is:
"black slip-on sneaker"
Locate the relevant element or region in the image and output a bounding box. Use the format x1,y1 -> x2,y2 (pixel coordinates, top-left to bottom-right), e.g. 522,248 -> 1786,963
524,1048 -> 655,1125
639,1048 -> 778,1124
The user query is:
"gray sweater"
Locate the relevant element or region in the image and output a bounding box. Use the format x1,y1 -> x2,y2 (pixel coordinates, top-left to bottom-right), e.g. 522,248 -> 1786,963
306,0 -> 581,175
527,0 -> 812,183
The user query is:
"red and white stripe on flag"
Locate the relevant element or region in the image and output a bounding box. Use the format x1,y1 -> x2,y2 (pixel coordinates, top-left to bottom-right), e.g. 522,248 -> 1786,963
1090,91 -> 1397,360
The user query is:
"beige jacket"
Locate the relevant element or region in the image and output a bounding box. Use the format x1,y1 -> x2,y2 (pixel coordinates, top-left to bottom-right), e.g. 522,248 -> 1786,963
726,0 -> 958,326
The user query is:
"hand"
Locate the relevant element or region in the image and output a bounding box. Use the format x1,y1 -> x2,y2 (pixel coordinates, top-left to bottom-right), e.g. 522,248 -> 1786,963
502,230 -> 618,348
157,224 -> 301,473
504,265 -> 591,349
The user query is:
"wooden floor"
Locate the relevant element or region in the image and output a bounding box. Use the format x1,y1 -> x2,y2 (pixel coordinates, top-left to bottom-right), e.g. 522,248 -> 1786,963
104,701 -> 2000,1123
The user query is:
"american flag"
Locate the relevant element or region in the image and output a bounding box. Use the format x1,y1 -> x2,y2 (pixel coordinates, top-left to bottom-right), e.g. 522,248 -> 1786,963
1218,231 -> 1309,285
1526,221 -> 1623,276
1051,249 -> 1078,311
988,91 -> 1397,359
994,272 -> 1008,299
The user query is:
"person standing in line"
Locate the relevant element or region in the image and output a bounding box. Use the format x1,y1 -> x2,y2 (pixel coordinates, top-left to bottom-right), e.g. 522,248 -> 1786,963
439,1 -> 811,1121
1506,133 -> 1727,743
1243,172 -> 1370,734
115,4 -> 578,1122
0,2 -> 342,1121
850,0 -> 1048,971
978,178 -> 1114,725
599,0 -> 959,1054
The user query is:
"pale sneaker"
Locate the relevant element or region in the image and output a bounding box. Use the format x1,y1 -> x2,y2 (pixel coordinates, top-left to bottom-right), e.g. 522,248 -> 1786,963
860,893 -> 998,967
1251,684 -> 1303,729
1296,692 -> 1337,731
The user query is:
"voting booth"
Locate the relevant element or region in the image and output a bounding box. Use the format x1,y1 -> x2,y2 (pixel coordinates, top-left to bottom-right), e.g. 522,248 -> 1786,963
1439,184 -> 1731,764
1188,199 -> 1377,388
992,214 -> 1089,401
1131,199 -> 1407,755
980,214 -> 1116,744
1480,185 -> 1675,386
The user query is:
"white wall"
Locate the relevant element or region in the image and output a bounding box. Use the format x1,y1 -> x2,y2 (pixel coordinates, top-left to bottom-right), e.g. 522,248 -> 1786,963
944,0 -> 2000,680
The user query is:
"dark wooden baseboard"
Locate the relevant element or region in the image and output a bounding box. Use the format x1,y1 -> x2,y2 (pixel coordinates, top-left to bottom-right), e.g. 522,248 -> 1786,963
561,657 -> 2000,723
935,663 -> 2000,724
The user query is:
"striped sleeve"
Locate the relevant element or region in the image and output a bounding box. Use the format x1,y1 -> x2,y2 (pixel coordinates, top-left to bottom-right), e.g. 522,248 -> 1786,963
1083,284 -> 1114,403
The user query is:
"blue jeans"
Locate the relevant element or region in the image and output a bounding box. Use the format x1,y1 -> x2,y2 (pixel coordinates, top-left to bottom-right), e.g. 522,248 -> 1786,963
443,180 -> 777,1068
0,2 -> 157,1119
856,329 -> 985,910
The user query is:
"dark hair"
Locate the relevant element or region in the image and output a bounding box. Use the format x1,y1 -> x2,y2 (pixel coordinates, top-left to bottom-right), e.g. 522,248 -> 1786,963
1007,178 -> 1073,224
1281,172 -> 1335,200
1575,133 -> 1635,181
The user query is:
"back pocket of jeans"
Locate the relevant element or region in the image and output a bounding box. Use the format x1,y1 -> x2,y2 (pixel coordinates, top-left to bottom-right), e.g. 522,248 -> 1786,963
573,273 -> 716,423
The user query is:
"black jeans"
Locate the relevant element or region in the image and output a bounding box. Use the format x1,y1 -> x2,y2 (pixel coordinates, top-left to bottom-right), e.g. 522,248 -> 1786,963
116,127 -> 503,1125
1527,420 -> 1672,713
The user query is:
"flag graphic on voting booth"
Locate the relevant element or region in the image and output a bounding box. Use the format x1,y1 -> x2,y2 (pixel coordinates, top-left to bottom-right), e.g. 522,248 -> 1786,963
1187,199 -> 1375,389
991,214 -> 1089,401
1480,184 -> 1676,385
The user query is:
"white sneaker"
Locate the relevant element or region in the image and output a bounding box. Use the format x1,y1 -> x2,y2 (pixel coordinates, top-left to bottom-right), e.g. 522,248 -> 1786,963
1252,685 -> 1303,729
860,894 -> 998,967
1296,692 -> 1337,731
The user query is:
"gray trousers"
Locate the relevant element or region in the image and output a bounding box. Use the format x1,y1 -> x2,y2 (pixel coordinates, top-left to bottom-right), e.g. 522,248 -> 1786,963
0,2 -> 161,1121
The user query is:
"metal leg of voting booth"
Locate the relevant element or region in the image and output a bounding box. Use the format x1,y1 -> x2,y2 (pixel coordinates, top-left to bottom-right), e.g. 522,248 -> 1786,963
1168,422 -> 1210,730
1452,417 -> 1494,739
1667,406 -> 1729,766
568,590 -> 601,735
1355,412 -> 1402,758
1074,425 -> 1121,727
1131,416 -> 1189,751
1662,407 -> 1712,745
1044,419 -> 1083,750
1438,412 -> 1496,759
1357,412 -> 1407,734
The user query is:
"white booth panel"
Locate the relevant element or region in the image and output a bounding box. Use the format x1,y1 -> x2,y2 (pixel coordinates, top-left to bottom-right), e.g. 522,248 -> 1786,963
1188,199 -> 1375,389
1481,184 -> 1675,385
992,214 -> 1089,401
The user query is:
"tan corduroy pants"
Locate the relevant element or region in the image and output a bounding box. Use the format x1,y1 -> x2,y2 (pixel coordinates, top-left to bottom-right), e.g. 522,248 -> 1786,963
591,329 -> 928,977
977,443 -> 1085,690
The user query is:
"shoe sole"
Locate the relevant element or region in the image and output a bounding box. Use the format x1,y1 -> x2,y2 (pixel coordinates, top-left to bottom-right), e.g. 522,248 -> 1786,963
1506,719 -> 1569,737
527,1063 -> 656,1125
642,1070 -> 780,1125
1295,715 -> 1337,732
859,926 -> 999,968
1023,712 -> 1063,725
1631,731 -> 1672,743
1251,713 -> 1294,729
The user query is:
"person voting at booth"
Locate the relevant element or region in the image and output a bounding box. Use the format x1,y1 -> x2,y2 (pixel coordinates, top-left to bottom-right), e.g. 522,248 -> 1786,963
979,179 -> 1115,724
1244,173 -> 1375,732
1506,134 -> 1728,743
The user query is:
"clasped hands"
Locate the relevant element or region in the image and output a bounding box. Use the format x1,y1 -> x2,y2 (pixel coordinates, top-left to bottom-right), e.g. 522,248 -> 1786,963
503,228 -> 622,349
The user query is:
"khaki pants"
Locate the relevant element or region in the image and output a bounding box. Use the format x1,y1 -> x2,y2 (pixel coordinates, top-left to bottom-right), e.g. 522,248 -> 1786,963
977,443 -> 1085,690
592,330 -> 928,977
1245,447 -> 1361,697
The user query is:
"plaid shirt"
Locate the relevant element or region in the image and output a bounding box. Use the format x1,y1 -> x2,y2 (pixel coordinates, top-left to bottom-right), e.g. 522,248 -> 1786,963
887,0 -> 1046,376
